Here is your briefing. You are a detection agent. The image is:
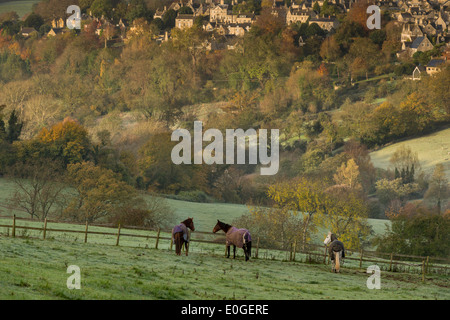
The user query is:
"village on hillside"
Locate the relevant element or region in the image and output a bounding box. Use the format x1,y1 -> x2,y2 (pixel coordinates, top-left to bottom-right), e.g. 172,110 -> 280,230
13,0 -> 450,77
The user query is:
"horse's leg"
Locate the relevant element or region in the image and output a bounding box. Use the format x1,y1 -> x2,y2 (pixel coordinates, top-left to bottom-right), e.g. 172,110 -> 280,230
331,253 -> 335,272
177,237 -> 182,256
233,245 -> 236,259
175,234 -> 182,256
244,242 -> 252,261
226,245 -> 230,258
174,235 -> 178,255
185,241 -> 189,256
335,251 -> 340,273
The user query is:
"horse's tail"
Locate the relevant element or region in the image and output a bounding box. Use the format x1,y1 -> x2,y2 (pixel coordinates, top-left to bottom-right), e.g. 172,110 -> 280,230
243,231 -> 252,261
173,232 -> 182,255
243,231 -> 251,244
335,251 -> 340,273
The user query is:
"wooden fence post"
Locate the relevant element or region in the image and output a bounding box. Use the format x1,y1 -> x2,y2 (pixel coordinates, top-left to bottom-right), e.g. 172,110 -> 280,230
155,228 -> 161,249
255,237 -> 260,259
116,224 -> 121,246
359,249 -> 364,269
43,218 -> 47,240
389,253 -> 393,272
289,243 -> 293,261
425,256 -> 429,274
293,240 -> 297,261
12,215 -> 15,238
422,260 -> 425,282
84,221 -> 88,243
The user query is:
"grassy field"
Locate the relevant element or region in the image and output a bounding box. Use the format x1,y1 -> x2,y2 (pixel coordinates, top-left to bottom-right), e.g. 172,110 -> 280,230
370,127 -> 450,180
0,236 -> 448,300
0,0 -> 39,18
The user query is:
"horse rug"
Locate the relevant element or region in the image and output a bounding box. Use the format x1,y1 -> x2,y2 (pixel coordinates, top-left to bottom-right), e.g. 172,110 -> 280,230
328,240 -> 345,260
173,223 -> 189,242
226,227 -> 251,248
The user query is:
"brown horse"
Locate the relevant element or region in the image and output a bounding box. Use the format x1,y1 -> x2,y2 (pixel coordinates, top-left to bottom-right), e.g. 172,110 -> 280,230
213,220 -> 252,261
172,217 -> 195,256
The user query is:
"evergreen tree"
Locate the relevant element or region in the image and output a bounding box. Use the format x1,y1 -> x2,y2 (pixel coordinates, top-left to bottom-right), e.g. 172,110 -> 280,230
394,167 -> 400,180
313,1 -> 320,13
410,164 -> 415,184
401,167 -> 406,184
6,109 -> 23,144
0,105 -> 6,140
405,166 -> 410,184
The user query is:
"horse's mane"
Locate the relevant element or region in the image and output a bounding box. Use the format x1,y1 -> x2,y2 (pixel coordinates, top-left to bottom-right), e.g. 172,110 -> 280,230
181,218 -> 192,226
218,220 -> 232,232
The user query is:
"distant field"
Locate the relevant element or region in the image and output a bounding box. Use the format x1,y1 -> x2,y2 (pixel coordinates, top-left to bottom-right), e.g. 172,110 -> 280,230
0,0 -> 39,18
163,196 -> 390,245
370,127 -> 450,180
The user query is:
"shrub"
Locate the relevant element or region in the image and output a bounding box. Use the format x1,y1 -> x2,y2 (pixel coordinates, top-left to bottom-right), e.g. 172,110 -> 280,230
108,208 -> 152,228
373,205 -> 450,258
173,190 -> 214,203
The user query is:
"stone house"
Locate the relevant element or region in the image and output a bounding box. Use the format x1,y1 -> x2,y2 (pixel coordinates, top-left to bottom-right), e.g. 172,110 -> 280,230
52,18 -> 65,29
286,9 -> 311,24
401,23 -> 423,42
411,65 -> 426,80
227,23 -> 251,37
426,58 -> 446,75
409,36 -> 434,55
21,27 -> 37,37
210,4 -> 230,23
175,14 -> 195,29
309,17 -> 339,31
398,12 -> 414,23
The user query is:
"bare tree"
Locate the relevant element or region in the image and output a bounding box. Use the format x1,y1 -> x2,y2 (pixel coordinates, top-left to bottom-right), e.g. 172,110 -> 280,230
102,23 -> 116,48
425,164 -> 449,214
8,161 -> 65,221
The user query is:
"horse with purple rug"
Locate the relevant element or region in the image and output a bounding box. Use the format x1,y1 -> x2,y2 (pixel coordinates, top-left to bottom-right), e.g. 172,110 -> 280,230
172,217 -> 195,256
213,220 -> 252,261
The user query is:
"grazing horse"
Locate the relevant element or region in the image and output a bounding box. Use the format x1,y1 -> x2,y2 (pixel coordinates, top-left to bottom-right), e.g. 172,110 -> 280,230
213,220 -> 252,261
172,218 -> 195,256
324,232 -> 345,273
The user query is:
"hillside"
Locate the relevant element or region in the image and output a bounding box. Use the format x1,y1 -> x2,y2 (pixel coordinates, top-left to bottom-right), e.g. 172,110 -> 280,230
0,0 -> 39,18
370,127 -> 450,180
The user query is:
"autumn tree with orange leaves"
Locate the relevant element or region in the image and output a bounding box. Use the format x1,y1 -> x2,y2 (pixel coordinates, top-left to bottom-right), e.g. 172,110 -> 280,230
38,117 -> 91,165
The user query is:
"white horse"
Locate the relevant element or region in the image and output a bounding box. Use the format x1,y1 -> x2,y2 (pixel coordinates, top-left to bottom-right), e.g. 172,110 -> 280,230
324,232 -> 345,273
